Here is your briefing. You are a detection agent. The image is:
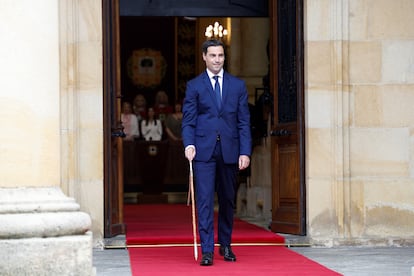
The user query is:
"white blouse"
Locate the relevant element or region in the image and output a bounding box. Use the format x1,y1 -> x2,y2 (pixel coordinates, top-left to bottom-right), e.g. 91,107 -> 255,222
121,113 -> 139,139
141,119 -> 163,141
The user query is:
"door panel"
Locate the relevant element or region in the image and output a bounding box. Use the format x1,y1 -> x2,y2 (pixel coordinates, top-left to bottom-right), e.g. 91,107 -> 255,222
269,0 -> 305,235
103,0 -> 125,237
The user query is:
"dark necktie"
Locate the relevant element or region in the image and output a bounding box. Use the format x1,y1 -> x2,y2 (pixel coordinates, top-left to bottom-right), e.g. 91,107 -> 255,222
213,75 -> 221,108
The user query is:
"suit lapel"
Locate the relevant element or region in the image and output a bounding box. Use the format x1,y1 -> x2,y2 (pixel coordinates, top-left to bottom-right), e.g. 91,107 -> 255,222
222,72 -> 229,106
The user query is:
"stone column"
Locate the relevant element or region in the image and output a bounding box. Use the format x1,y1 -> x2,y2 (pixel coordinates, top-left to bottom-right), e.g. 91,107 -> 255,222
0,187 -> 94,275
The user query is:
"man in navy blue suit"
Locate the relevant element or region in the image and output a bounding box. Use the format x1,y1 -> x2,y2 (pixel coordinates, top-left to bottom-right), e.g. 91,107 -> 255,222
182,39 -> 252,266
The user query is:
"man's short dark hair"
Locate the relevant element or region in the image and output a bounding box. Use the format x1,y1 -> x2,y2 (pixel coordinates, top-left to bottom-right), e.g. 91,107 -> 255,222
202,39 -> 225,54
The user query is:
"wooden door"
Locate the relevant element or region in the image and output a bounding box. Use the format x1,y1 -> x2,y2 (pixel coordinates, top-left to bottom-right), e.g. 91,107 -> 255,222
269,0 -> 305,235
103,0 -> 125,237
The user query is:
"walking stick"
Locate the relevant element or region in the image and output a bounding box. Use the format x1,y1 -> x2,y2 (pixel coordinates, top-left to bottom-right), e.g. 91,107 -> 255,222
188,160 -> 198,261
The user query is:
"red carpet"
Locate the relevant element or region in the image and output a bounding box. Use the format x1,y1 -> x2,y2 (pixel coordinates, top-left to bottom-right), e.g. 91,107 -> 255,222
128,246 -> 342,275
125,204 -> 341,275
124,204 -> 285,245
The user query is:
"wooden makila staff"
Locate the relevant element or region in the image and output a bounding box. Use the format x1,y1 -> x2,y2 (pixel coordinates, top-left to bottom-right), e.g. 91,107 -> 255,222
188,160 -> 198,260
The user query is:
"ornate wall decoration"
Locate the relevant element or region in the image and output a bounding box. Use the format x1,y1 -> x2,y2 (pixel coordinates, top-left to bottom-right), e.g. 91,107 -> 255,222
127,48 -> 167,89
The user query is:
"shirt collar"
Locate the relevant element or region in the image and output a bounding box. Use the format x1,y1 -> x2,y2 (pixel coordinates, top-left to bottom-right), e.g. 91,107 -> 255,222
206,69 -> 224,79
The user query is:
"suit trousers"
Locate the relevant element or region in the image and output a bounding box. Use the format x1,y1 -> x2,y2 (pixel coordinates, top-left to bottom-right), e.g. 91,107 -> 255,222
194,140 -> 238,253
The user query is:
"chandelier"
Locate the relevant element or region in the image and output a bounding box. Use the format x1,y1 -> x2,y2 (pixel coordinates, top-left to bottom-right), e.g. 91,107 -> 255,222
204,21 -> 228,40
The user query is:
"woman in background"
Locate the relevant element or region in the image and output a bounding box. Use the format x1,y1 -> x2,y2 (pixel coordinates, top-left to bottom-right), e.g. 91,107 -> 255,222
153,90 -> 173,122
121,102 -> 139,140
164,101 -> 183,142
132,94 -> 147,121
141,107 -> 162,141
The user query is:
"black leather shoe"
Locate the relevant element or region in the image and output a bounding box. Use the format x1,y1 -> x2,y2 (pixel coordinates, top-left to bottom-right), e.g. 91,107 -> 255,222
200,252 -> 214,266
219,246 -> 236,262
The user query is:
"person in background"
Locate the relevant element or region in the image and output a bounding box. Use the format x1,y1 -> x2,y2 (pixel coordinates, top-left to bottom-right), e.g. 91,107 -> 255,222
132,93 -> 147,121
153,90 -> 173,122
141,107 -> 162,141
164,101 -> 183,142
181,39 -> 252,266
121,102 -> 139,141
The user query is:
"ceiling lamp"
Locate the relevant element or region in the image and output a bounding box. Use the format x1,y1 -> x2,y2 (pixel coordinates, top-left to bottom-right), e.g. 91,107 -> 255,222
205,21 -> 228,40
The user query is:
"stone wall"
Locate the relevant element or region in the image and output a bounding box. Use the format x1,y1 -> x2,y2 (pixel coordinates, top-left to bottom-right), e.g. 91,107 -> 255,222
0,0 -> 104,245
0,0 -> 60,187
2,0 -> 414,250
59,0 -> 104,244
305,0 -> 414,245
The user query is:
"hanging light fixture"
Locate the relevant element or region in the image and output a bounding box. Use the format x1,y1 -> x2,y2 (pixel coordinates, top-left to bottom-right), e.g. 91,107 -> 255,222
205,21 -> 228,40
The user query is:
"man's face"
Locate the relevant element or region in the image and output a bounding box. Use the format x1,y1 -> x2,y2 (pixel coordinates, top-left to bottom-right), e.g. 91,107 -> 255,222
202,45 -> 225,75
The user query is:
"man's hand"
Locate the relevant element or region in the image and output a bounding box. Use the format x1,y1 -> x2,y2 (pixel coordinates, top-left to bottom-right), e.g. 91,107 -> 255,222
185,146 -> 196,161
239,155 -> 250,170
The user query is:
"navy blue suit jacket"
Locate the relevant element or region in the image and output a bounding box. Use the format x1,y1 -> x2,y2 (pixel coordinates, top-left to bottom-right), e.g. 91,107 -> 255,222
182,70 -> 252,164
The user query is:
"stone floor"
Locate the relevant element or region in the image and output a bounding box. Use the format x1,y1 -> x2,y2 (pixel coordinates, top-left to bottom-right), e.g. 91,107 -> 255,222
93,247 -> 131,276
